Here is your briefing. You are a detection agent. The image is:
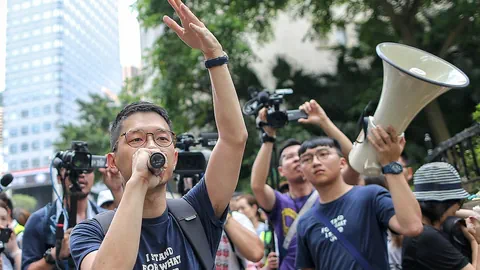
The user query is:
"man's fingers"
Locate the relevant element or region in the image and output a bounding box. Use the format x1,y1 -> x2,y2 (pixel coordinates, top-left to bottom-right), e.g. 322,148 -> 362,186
376,126 -> 392,145
180,3 -> 204,27
163,16 -> 184,36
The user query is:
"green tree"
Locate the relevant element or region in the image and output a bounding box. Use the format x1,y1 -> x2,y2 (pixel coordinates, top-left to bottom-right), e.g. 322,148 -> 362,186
12,194 -> 37,212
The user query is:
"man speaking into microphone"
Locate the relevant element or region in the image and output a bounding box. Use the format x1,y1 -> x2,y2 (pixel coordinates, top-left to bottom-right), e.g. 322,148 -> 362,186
69,0 -> 248,269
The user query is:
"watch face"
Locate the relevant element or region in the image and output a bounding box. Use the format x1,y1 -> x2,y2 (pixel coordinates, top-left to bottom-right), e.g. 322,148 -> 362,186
392,163 -> 403,173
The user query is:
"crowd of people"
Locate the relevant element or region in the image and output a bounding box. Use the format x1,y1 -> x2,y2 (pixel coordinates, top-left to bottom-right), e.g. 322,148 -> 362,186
1,0 -> 477,269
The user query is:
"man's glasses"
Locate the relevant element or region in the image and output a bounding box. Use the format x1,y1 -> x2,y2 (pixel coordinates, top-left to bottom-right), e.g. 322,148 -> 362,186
300,149 -> 332,165
113,128 -> 176,151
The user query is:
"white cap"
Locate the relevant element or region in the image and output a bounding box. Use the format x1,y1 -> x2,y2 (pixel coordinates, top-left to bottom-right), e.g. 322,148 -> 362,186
97,190 -> 114,207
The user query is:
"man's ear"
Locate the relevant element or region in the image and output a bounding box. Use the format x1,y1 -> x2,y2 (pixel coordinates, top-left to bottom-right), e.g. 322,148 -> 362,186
278,166 -> 285,177
172,150 -> 178,169
340,157 -> 348,169
107,153 -> 117,169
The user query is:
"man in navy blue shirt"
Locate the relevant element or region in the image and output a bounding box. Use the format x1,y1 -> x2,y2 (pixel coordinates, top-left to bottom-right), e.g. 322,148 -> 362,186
21,169 -> 102,270
69,1 -> 248,269
294,100 -> 423,270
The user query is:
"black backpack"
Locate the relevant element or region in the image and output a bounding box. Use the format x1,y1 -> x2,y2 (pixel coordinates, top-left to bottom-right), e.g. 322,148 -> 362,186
93,198 -> 214,270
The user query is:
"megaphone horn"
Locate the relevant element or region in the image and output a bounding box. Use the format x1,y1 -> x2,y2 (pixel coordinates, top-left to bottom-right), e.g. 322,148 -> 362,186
349,42 -> 470,176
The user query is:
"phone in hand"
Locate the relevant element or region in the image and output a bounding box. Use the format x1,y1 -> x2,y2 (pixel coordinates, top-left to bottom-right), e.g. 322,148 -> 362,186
0,228 -> 13,252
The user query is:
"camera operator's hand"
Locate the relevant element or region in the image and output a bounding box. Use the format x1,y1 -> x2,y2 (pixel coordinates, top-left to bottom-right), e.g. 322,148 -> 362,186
298,99 -> 328,126
5,229 -> 19,255
131,148 -> 163,189
52,228 -> 73,260
257,108 -> 277,137
368,126 -> 405,166
163,0 -> 224,60
100,167 -> 124,194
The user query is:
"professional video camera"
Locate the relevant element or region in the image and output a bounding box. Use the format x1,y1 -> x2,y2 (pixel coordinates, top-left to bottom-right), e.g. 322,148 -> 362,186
53,141 -> 107,174
243,87 -> 307,129
174,133 -> 217,195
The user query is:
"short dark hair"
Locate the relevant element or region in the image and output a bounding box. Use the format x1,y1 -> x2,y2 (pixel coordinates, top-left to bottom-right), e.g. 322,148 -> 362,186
0,193 -> 13,218
298,137 -> 343,157
399,152 -> 410,166
110,101 -> 172,151
364,175 -> 387,189
419,200 -> 460,224
278,139 -> 301,165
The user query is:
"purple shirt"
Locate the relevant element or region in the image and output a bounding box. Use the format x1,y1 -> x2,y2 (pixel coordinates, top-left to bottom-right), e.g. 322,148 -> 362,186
268,190 -> 312,270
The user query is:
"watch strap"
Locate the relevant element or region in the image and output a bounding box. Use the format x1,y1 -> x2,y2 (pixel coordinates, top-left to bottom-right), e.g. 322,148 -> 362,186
43,248 -> 56,265
261,133 -> 276,143
205,54 -> 229,69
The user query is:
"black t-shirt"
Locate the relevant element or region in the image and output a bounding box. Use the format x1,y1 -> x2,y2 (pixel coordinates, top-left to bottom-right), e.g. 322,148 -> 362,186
402,225 -> 470,270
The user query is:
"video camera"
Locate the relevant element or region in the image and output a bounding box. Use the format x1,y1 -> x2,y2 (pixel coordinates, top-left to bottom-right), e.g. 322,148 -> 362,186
53,141 -> 107,174
242,87 -> 307,129
174,133 -> 217,195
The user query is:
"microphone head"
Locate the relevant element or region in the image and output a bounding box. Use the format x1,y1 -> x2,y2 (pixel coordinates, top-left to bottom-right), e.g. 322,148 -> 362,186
257,91 -> 270,104
0,174 -> 13,187
150,153 -> 166,169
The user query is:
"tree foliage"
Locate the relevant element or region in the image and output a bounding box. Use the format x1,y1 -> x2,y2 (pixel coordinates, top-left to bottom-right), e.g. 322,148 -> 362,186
58,0 -> 480,190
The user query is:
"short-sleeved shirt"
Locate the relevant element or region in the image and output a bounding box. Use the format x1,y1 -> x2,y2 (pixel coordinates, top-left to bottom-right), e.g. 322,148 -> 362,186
402,225 -> 469,270
70,178 -> 227,270
215,211 -> 256,269
296,185 -> 395,270
21,199 -> 102,270
268,190 -> 313,270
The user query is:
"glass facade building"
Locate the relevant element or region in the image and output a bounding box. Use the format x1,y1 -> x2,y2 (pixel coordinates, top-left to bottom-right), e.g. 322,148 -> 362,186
3,0 -> 121,175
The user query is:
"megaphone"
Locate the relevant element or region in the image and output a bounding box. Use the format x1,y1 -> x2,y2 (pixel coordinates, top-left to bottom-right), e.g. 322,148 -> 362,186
349,42 -> 470,176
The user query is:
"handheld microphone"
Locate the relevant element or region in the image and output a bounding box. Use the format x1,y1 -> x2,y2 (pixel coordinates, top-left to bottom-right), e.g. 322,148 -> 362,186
148,152 -> 167,177
0,174 -> 14,192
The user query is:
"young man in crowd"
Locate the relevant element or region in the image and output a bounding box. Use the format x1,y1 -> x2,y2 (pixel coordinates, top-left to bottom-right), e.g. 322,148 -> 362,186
295,102 -> 423,269
69,0 -> 248,269
250,99 -> 358,270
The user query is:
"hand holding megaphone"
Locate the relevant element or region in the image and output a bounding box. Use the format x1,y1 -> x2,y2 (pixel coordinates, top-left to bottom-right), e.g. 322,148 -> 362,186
367,126 -> 405,167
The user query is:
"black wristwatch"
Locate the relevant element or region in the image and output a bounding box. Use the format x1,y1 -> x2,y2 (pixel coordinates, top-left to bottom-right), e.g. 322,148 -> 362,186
43,248 -> 56,265
382,161 -> 403,175
205,53 -> 229,69
261,133 -> 276,143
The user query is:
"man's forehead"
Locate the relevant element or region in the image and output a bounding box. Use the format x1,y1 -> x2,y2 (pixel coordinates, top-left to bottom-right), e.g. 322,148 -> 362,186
283,145 -> 301,155
303,146 -> 332,154
121,112 -> 170,133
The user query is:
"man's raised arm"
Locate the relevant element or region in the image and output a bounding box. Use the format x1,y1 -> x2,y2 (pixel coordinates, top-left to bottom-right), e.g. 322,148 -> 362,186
250,109 -> 277,212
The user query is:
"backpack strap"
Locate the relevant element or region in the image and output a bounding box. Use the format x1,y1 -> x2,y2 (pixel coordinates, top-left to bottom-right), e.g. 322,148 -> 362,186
92,199 -> 214,270
167,198 -> 214,270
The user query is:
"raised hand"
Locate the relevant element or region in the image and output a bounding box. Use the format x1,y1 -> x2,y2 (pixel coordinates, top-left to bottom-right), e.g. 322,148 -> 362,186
298,99 -> 328,126
257,108 -> 276,137
368,125 -> 405,166
163,0 -> 223,59
99,166 -> 123,194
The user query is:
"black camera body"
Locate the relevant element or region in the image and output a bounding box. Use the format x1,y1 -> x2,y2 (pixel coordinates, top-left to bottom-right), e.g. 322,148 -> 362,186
174,133 -> 217,195
0,228 -> 12,253
53,141 -> 107,173
243,88 -> 307,129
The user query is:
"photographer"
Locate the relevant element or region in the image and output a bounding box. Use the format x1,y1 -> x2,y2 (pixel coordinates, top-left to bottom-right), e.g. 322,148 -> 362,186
0,193 -> 24,249
21,168 -> 103,270
403,162 -> 479,270
250,100 -> 359,270
0,201 -> 21,270
69,0 -> 247,269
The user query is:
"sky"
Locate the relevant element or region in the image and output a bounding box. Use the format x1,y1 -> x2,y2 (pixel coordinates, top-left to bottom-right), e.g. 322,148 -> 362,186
0,0 -> 142,92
